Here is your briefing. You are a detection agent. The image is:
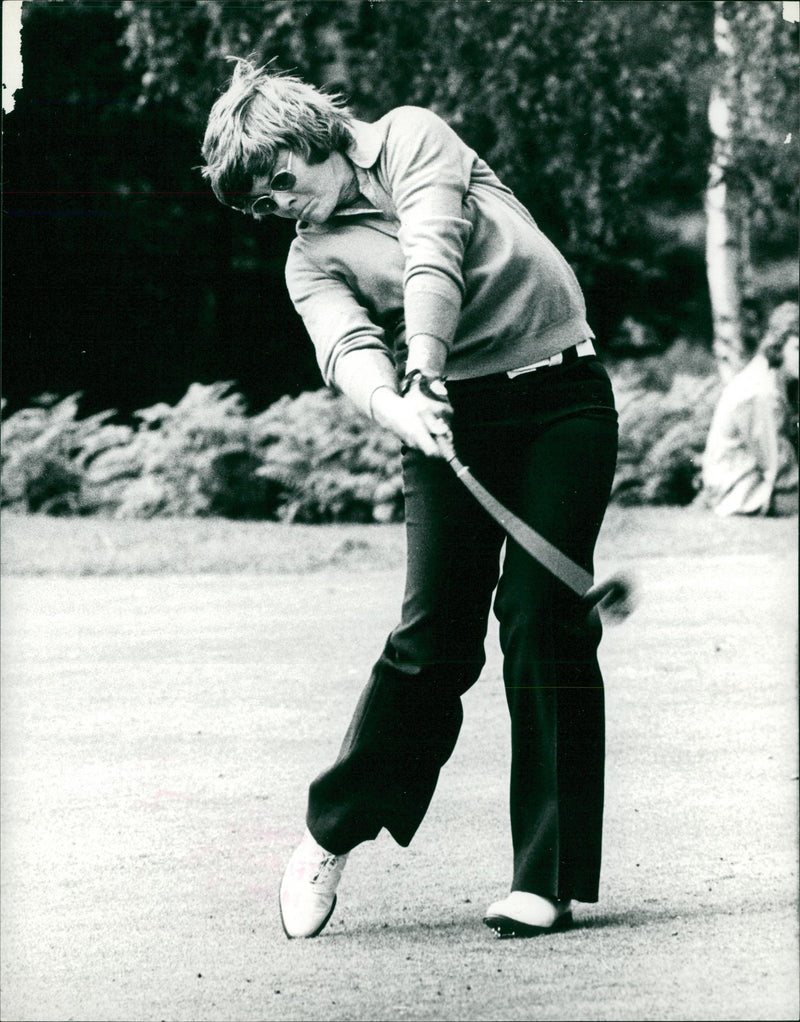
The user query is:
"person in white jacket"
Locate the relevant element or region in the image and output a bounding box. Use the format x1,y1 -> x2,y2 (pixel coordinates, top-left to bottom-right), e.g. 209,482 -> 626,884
702,302 -> 799,517
202,60 -> 619,939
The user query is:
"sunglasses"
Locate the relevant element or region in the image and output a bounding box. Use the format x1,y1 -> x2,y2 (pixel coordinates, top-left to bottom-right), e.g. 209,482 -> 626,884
236,152 -> 295,218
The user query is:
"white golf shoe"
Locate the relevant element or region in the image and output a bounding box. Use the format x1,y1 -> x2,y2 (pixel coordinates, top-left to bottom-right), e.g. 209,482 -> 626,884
483,891 -> 573,938
279,829 -> 348,939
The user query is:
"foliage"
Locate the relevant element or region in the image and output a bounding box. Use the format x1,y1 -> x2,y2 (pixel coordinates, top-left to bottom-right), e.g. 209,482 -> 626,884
90,381 -> 270,518
251,389 -> 403,523
611,344 -> 722,506
4,2 -> 796,513
1,383 -> 403,523
6,2 -> 797,424
717,1 -> 800,243
114,0 -> 796,351
5,2 -> 324,420
118,0 -> 714,271
0,394 -> 132,515
3,364 -> 728,518
345,1 -> 715,264
117,0 -> 342,125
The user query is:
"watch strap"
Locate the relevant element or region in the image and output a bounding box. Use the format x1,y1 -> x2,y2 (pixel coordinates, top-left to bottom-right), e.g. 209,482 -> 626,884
399,369 -> 449,402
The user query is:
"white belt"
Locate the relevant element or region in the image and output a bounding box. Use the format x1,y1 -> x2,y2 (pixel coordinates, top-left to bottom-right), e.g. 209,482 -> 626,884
507,339 -> 595,378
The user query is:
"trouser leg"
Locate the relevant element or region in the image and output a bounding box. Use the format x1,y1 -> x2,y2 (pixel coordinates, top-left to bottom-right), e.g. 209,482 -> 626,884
308,355 -> 617,893
307,447 -> 505,855
479,412 -> 618,902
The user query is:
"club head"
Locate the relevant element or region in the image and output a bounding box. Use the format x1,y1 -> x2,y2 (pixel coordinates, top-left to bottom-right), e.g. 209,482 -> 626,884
582,572 -> 636,622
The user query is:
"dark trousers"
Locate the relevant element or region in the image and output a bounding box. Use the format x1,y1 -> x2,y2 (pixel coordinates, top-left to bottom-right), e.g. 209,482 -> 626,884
307,356 -> 618,902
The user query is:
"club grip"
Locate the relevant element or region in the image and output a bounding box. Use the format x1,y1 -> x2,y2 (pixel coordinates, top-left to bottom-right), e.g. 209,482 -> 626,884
435,432 -> 458,463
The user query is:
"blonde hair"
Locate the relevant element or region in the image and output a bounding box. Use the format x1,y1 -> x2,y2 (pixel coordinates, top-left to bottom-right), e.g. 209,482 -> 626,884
201,58 -> 355,208
758,301 -> 799,368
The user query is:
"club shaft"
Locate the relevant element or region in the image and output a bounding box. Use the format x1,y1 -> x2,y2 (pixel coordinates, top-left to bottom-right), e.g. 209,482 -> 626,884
449,457 -> 593,596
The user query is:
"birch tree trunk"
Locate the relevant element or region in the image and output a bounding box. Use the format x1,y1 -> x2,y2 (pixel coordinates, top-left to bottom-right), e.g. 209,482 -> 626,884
705,0 -> 751,383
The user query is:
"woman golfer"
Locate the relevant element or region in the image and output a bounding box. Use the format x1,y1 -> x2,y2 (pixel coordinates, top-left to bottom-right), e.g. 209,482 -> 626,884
202,60 -> 618,939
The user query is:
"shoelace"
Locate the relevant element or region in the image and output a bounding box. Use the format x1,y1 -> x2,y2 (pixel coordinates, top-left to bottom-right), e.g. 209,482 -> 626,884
310,854 -> 343,886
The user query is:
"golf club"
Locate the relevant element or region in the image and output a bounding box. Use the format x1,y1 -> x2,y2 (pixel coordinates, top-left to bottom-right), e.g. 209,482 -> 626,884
435,433 -> 635,620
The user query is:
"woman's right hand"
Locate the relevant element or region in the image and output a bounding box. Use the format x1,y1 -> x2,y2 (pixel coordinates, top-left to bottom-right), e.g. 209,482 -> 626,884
370,386 -> 453,457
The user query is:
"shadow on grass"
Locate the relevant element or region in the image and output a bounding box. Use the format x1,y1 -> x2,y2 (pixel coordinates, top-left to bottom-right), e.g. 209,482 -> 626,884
309,900 -> 746,943
574,901 -> 751,932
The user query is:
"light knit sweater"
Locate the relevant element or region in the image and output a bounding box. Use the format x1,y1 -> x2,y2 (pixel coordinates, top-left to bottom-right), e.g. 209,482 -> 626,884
701,354 -> 798,515
285,106 -> 594,409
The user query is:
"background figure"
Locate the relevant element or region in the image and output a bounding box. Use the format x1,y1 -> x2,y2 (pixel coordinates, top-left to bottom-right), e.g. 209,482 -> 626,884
701,302 -> 799,517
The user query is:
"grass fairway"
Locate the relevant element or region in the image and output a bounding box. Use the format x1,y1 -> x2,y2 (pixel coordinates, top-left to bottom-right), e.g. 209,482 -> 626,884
1,507 -> 798,1022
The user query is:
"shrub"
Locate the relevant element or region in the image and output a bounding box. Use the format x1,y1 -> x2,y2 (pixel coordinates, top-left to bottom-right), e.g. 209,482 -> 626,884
2,355 -> 724,519
251,389 -> 403,523
1,394 -> 131,514
609,348 -> 721,506
100,381 -> 273,518
1,383 -> 403,522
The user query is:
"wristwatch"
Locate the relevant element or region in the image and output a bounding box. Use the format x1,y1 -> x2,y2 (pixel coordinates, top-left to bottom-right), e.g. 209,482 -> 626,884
399,369 -> 449,402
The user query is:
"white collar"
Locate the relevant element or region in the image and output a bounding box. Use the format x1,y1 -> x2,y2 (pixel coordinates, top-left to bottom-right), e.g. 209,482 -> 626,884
346,119 -> 384,168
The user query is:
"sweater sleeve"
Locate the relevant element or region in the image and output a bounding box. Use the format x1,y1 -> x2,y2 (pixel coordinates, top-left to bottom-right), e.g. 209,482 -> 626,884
750,388 -> 780,485
380,108 -> 475,349
285,242 -> 396,410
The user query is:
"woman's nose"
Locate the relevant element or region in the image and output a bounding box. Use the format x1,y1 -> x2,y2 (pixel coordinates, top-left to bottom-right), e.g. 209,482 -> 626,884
272,192 -> 296,214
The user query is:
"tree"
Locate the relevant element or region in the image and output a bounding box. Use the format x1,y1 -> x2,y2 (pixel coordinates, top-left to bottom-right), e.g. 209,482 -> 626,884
120,0 -> 715,258
705,0 -> 799,381
117,0 -> 336,125
5,1 -> 796,418
4,0 -> 326,417
118,0 -> 721,345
